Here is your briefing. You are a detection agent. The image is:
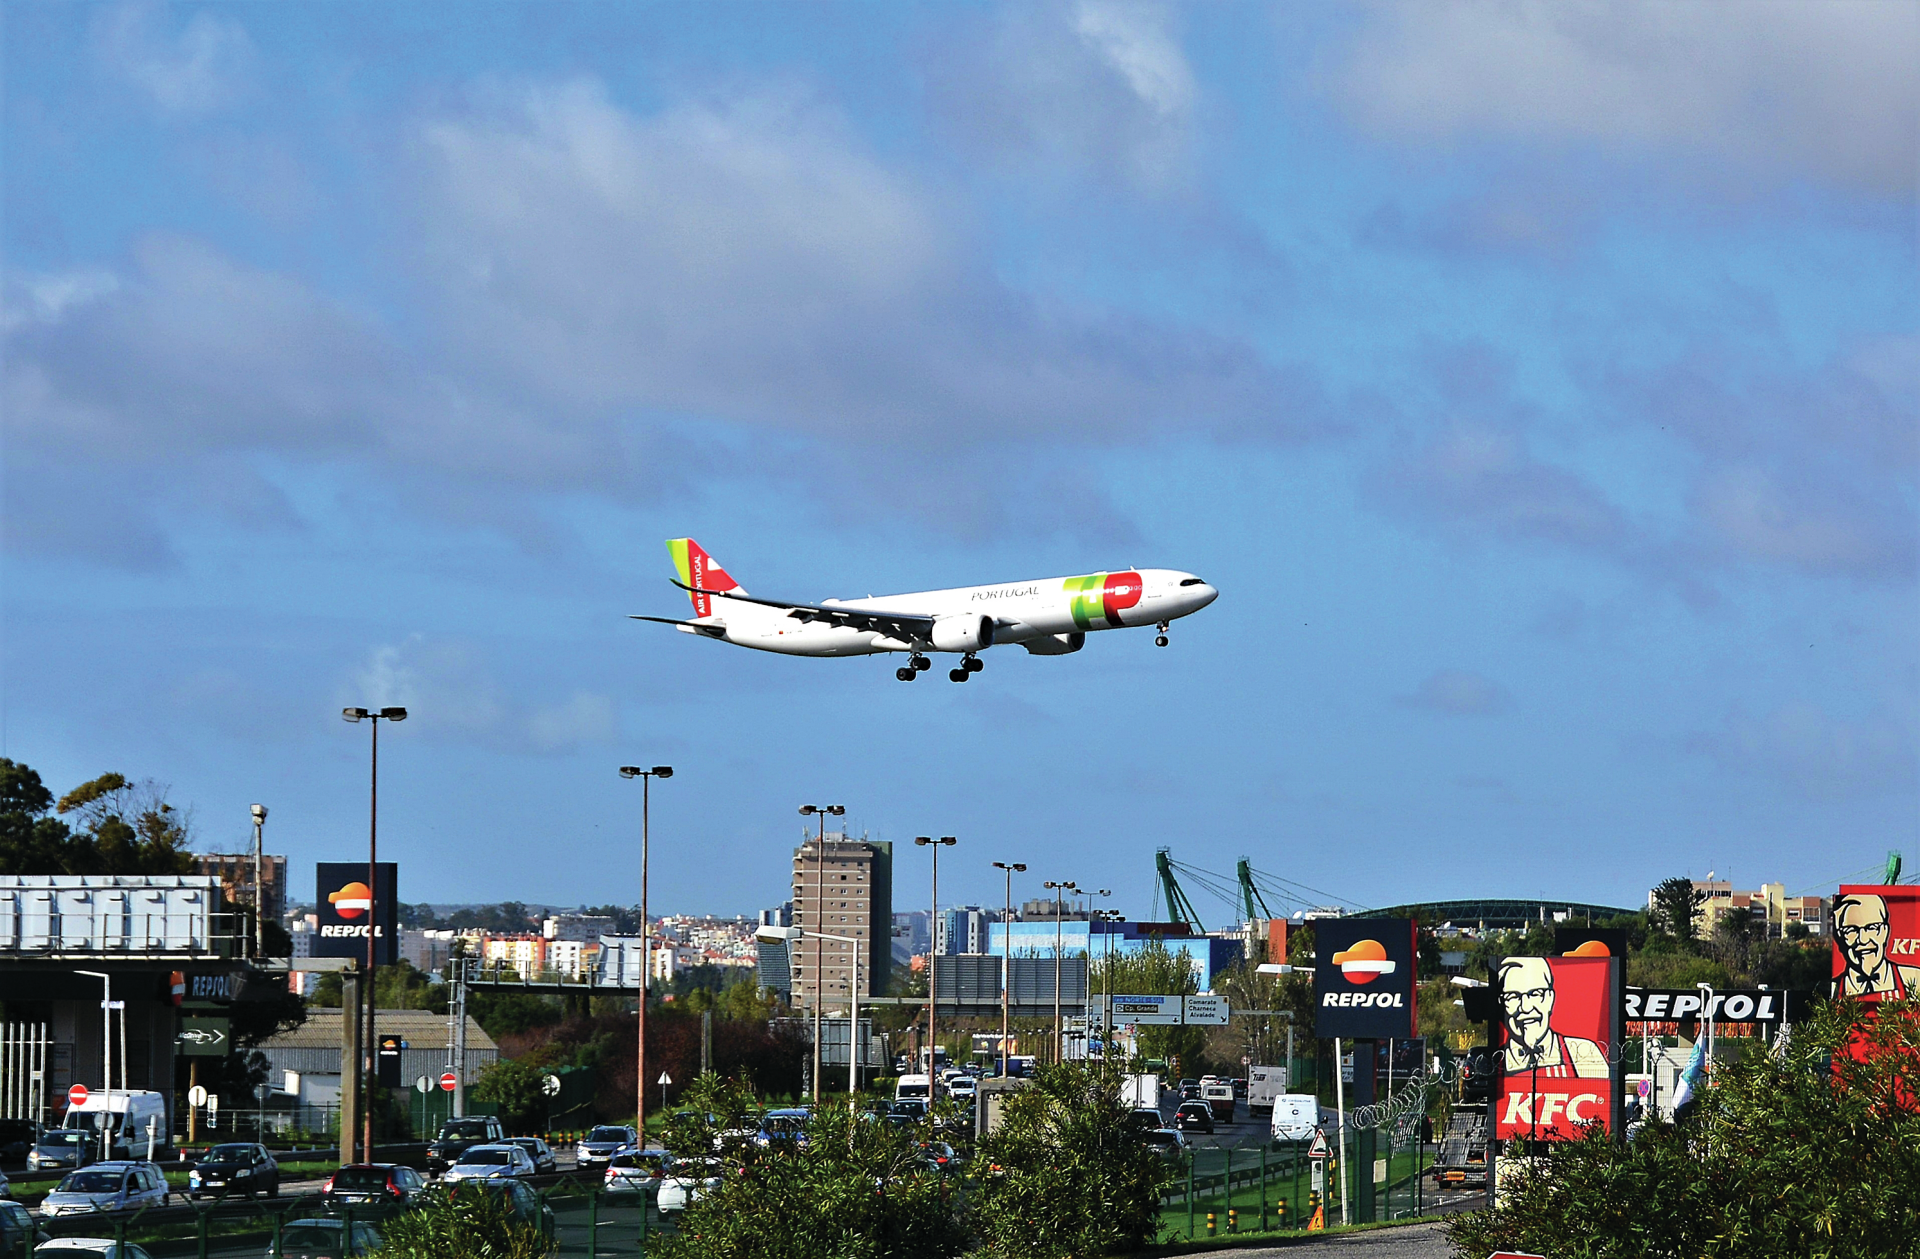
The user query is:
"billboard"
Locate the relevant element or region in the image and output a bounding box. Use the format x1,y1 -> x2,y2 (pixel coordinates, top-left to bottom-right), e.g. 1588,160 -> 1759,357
313,862 -> 397,966
1831,885 -> 1920,1002
1494,954 -> 1621,1141
1313,919 -> 1417,1040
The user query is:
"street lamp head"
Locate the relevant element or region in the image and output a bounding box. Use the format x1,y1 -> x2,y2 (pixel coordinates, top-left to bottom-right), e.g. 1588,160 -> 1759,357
620,766 -> 644,778
652,766 -> 673,779
379,707 -> 408,722
250,804 -> 268,823
938,836 -> 956,846
827,805 -> 845,816
342,707 -> 368,722
914,836 -> 930,846
1097,889 -> 1112,897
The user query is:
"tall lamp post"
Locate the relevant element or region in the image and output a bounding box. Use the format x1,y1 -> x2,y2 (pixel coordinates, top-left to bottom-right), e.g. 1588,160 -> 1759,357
342,704 -> 406,1165
1043,879 -> 1077,1062
799,804 -> 844,1102
1090,889 -> 1112,1057
620,765 -> 674,1126
801,931 -> 863,1094
250,804 -> 269,959
914,836 -> 956,1077
992,861 -> 1025,1076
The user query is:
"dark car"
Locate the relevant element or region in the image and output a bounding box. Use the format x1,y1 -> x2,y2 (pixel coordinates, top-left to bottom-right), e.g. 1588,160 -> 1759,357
1178,1079 -> 1201,1100
0,1120 -> 36,1169
427,1116 -> 505,1175
573,1125 -> 638,1169
265,1217 -> 384,1259
320,1163 -> 428,1212
27,1128 -> 93,1173
1231,1078 -> 1248,1100
434,1178 -> 555,1243
188,1142 -> 279,1200
0,1201 -> 46,1253
504,1137 -> 557,1174
1174,1101 -> 1214,1134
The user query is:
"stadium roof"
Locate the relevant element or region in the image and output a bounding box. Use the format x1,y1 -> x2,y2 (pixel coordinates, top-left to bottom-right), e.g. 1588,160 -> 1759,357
1351,899 -> 1639,929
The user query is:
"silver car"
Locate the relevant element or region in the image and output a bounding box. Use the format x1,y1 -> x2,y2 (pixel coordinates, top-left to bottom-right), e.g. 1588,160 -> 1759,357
573,1126 -> 637,1169
656,1156 -> 722,1215
34,1240 -> 156,1259
40,1163 -> 169,1217
440,1144 -> 536,1183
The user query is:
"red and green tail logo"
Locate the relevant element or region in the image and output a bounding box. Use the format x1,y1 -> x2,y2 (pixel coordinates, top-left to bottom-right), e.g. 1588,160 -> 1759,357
667,538 -> 739,618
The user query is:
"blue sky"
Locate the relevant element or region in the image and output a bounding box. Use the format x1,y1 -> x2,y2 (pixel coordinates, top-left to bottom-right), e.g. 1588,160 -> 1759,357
5,1 -> 1916,922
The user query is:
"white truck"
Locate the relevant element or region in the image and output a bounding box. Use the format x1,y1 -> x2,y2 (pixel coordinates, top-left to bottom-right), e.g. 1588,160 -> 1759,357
1268,1094 -> 1323,1143
1246,1065 -> 1287,1116
1121,1073 -> 1162,1110
65,1089 -> 170,1160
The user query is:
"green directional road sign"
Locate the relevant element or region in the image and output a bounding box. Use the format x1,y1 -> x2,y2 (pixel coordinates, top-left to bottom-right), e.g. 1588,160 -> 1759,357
176,1016 -> 230,1056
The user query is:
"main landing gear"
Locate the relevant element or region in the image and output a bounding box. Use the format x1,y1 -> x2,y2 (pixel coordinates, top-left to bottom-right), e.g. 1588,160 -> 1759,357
895,654 -> 939,681
949,654 -> 984,683
1155,620 -> 1170,648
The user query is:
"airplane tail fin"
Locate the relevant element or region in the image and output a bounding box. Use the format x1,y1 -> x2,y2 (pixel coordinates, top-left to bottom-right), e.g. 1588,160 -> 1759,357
667,538 -> 744,618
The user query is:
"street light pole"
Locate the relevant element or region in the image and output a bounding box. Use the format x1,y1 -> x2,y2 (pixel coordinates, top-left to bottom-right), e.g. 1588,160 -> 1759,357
992,862 -> 1025,1076
76,970 -> 110,1160
1043,880 -> 1076,1062
798,804 -> 844,1103
1092,890 -> 1112,1058
914,836 -> 956,1078
250,804 -> 269,959
621,766 -> 674,1128
800,931 -> 863,1095
342,705 -> 406,1165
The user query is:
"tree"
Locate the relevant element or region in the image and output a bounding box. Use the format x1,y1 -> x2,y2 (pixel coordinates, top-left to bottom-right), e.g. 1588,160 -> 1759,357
972,1061 -> 1176,1258
0,761 -> 196,876
472,1058 -> 548,1133
1649,876 -> 1705,943
368,1180 -> 553,1258
1446,996 -> 1920,1259
1093,939 -> 1208,1073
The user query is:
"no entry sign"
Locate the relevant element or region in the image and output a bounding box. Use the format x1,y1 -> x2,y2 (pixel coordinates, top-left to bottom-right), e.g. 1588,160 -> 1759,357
68,1084 -> 88,1107
439,1072 -> 458,1092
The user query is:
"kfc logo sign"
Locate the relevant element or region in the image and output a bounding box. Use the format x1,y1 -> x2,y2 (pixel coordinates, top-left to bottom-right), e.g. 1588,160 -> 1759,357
1494,953 -> 1622,1141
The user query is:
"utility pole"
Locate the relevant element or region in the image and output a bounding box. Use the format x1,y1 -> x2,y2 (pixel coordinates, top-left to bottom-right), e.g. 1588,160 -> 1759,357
915,836 -> 956,1077
992,862 -> 1026,1076
250,804 -> 269,959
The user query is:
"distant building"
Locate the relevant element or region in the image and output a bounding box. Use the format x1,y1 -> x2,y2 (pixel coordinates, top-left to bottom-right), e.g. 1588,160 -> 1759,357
1020,897 -> 1089,921
791,832 -> 892,1004
760,902 -> 793,928
1662,881 -> 1828,939
195,853 -> 288,922
987,919 -> 1244,992
257,1008 -> 496,1116
937,907 -> 990,955
892,911 -> 930,965
542,914 -> 614,943
481,934 -> 548,975
401,928 -> 460,975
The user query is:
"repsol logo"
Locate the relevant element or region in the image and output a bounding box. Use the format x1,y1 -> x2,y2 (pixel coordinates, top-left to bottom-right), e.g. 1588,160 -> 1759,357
189,974 -> 236,1000
320,925 -> 387,938
1320,992 -> 1405,1008
1501,1092 -> 1607,1126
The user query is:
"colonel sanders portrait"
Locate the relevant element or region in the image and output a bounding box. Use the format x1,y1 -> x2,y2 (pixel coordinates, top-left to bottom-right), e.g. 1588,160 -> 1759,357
1831,893 -> 1920,999
1497,956 -> 1609,1078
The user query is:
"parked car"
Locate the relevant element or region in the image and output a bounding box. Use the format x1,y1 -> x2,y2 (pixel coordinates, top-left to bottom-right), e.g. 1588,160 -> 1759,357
657,1157 -> 723,1215
26,1130 -> 93,1173
441,1144 -> 536,1183
427,1116 -> 505,1175
0,1201 -> 46,1253
443,1179 -> 554,1243
263,1218 -> 383,1259
573,1125 -> 638,1169
187,1143 -> 279,1200
33,1241 -> 155,1259
1142,1128 -> 1191,1163
40,1163 -> 169,1217
320,1164 -> 428,1211
756,1108 -> 810,1147
603,1146 -> 670,1197
503,1137 -> 556,1174
1173,1101 -> 1214,1134
0,1120 -> 37,1169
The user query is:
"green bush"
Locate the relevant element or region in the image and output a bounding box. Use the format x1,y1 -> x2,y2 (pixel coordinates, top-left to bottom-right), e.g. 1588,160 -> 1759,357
1447,997 -> 1920,1258
368,1182 -> 553,1259
971,1061 -> 1175,1259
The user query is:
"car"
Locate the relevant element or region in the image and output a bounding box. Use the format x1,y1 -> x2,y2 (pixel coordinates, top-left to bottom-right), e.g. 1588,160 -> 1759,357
885,1100 -> 927,1127
32,1241 -> 154,1259
40,1162 -> 169,1217
320,1164 -> 428,1211
603,1146 -> 670,1197
263,1218 -> 383,1259
1142,1128 -> 1192,1163
434,1178 -> 554,1242
187,1142 -> 279,1200
441,1143 -> 536,1183
755,1108 -> 810,1147
1127,1107 -> 1166,1132
503,1137 -> 556,1174
1173,1101 -> 1214,1134
573,1125 -> 638,1169
656,1157 -> 722,1215
0,1201 -> 46,1253
1178,1079 -> 1200,1100
947,1077 -> 978,1102
26,1130 -> 93,1173
916,1142 -> 962,1173
1231,1078 -> 1248,1100
427,1116 -> 505,1175
0,1120 -> 36,1169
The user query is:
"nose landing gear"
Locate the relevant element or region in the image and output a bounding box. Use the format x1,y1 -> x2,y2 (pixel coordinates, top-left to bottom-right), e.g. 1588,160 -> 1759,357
1155,620 -> 1170,647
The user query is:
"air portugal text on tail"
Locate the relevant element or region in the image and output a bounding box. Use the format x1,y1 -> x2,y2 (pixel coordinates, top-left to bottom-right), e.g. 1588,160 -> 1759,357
631,538 -> 1217,684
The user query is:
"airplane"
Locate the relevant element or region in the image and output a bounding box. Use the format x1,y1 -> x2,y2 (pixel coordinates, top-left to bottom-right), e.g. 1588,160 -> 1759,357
632,538 -> 1218,682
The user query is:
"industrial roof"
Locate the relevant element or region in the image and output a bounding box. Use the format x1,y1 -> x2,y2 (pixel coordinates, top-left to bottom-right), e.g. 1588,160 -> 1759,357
259,1008 -> 497,1053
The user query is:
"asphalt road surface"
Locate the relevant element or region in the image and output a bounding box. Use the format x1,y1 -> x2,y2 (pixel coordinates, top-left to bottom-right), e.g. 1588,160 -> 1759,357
1225,1219 -> 1454,1258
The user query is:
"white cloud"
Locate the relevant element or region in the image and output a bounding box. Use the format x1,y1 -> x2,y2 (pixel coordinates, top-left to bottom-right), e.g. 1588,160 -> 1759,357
1688,702 -> 1918,799
343,639 -> 615,756
1398,669 -> 1513,716
529,692 -> 618,752
1073,1 -> 1197,120
91,2 -> 256,117
1338,0 -> 1920,194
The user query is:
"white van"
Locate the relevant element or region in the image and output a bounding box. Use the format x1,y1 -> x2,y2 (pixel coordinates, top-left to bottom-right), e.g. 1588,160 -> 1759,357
1268,1094 -> 1322,1143
64,1090 -> 170,1160
895,1074 -> 934,1103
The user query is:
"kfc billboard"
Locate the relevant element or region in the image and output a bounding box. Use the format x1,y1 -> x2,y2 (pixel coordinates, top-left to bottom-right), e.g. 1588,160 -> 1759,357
1831,886 -> 1920,1002
1494,954 -> 1621,1141
1313,919 -> 1417,1040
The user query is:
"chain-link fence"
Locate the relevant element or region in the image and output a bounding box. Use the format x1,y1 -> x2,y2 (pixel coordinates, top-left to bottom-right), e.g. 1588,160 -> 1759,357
1159,1127 -> 1449,1242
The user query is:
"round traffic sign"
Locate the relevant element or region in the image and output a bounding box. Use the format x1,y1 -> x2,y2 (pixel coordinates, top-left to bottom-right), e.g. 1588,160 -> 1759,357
439,1072 -> 458,1092
541,1074 -> 562,1098
1637,1078 -> 1652,1099
188,1085 -> 208,1107
415,1075 -> 432,1095
68,1084 -> 88,1108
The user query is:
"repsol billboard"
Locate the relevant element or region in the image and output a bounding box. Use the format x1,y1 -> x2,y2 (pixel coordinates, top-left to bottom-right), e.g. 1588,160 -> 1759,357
313,862 -> 398,966
1494,953 -> 1622,1141
1312,919 -> 1416,1040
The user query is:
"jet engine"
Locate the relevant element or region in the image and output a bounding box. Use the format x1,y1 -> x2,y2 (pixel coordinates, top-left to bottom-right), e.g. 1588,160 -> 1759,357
1021,632 -> 1084,656
930,614 -> 995,653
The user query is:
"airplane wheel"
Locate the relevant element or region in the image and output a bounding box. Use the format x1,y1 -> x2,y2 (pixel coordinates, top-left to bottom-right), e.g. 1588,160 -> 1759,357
1155,636 -> 1169,647
963,657 -> 983,673
911,655 -> 931,671
949,669 -> 969,683
896,667 -> 916,681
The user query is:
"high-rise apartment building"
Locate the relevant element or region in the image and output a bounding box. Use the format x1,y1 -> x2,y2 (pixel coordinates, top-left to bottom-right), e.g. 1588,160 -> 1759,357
937,906 -> 990,955
791,833 -> 892,1004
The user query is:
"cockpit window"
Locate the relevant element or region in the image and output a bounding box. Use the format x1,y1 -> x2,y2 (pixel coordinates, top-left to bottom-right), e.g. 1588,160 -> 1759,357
1179,578 -> 1205,587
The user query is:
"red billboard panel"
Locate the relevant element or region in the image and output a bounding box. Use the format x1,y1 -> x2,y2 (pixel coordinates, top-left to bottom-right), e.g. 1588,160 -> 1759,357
1495,955 -> 1621,1140
1832,886 -> 1920,1002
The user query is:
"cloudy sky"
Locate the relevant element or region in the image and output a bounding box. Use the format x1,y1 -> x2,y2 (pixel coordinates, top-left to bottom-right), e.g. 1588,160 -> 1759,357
5,1 -> 1916,921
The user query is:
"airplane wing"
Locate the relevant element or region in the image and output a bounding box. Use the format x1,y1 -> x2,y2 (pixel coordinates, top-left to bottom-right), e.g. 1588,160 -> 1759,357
672,581 -> 938,641
629,614 -> 728,639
